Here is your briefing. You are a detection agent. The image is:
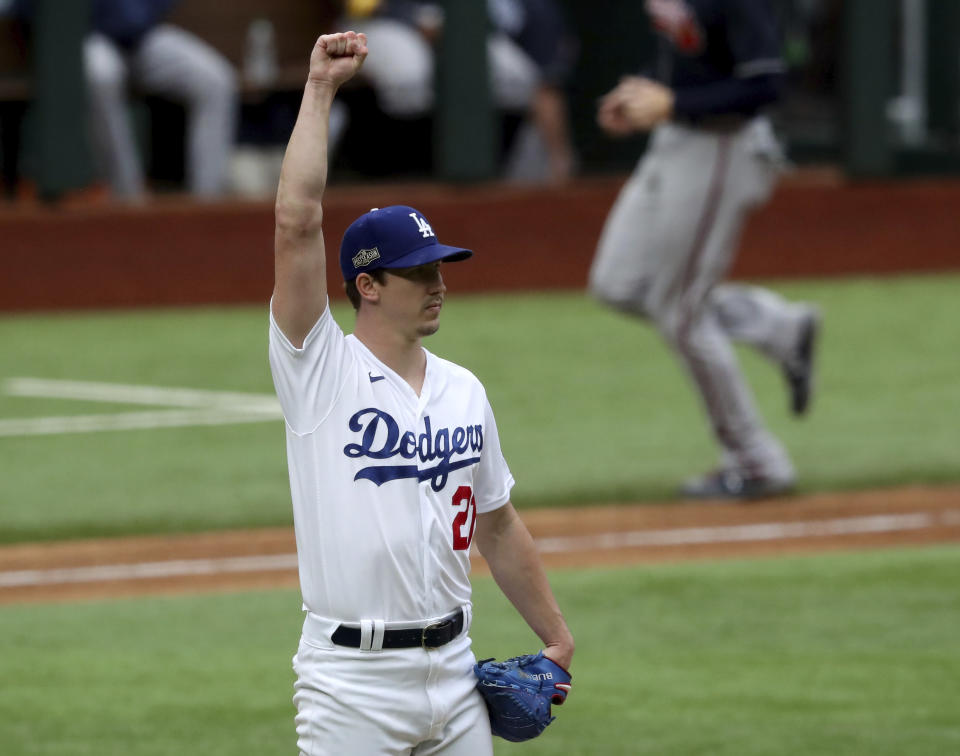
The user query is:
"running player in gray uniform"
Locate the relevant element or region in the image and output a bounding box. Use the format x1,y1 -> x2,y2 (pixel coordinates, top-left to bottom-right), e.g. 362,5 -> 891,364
589,0 -> 820,499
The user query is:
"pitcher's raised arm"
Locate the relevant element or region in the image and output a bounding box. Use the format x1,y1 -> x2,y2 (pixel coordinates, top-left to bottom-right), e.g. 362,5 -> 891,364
272,32 -> 367,347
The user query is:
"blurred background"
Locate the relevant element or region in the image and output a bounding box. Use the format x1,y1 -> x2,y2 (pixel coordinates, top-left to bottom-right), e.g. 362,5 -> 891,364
1,0 -> 959,204
1,0 -> 957,314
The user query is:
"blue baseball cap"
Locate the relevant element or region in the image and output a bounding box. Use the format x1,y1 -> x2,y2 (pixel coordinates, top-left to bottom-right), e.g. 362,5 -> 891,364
339,205 -> 473,281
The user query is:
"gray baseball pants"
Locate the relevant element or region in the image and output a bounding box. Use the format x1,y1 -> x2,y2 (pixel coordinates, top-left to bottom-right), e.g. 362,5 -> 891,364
590,117 -> 805,480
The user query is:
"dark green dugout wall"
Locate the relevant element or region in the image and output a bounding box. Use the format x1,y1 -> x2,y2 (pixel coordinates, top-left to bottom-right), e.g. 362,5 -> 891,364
553,0 -> 652,173
22,0 -> 94,199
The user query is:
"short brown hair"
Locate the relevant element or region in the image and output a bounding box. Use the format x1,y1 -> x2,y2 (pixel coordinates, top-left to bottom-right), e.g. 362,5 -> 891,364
343,269 -> 387,310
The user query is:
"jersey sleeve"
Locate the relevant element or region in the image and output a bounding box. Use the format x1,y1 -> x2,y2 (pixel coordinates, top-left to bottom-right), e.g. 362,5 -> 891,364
472,394 -> 515,513
727,0 -> 785,79
268,299 -> 352,435
672,0 -> 785,118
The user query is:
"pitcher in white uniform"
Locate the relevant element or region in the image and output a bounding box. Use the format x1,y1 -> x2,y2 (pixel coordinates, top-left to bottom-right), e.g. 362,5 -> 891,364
269,31 -> 574,755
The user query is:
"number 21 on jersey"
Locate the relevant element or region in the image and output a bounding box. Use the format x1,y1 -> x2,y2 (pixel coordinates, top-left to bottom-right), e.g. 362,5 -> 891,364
451,485 -> 477,550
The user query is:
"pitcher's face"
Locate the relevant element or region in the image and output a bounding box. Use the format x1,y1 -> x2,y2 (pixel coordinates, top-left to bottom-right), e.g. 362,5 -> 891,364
382,262 -> 447,338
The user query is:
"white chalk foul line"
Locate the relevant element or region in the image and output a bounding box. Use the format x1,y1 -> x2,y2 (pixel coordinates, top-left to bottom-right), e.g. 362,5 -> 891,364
1,378 -> 282,436
0,554 -> 300,588
2,510 -> 958,589
534,511 -> 960,553
0,409 -> 279,437
5,378 -> 280,413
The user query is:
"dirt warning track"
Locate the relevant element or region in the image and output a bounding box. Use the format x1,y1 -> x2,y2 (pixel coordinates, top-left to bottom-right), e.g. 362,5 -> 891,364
1,485 -> 958,606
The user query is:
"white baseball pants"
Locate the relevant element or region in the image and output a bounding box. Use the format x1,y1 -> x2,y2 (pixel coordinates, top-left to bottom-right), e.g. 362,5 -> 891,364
292,612 -> 492,755
84,24 -> 237,199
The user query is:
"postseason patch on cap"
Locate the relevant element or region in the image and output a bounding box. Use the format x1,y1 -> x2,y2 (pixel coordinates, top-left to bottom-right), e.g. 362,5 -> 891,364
352,247 -> 381,269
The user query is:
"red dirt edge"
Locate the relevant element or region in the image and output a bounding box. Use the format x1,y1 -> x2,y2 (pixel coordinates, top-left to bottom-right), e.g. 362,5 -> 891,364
1,484 -> 958,605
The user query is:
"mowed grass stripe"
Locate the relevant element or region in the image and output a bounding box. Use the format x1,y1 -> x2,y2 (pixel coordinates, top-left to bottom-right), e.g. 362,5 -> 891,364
0,275 -> 958,543
1,546 -> 958,755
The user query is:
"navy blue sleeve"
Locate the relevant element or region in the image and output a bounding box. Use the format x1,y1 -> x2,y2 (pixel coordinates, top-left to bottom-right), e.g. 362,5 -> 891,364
726,0 -> 784,78
672,0 -> 785,119
673,71 -> 785,118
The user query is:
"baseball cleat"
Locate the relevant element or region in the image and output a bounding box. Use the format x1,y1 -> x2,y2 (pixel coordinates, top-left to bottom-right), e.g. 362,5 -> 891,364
679,469 -> 794,500
784,309 -> 821,417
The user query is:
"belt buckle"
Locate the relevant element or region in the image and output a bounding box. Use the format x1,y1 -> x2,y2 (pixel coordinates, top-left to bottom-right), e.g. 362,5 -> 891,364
421,619 -> 450,649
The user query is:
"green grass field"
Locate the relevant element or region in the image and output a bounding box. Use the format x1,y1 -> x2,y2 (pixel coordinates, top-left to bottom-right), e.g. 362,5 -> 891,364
1,546 -> 958,755
1,273 -> 958,754
1,273 -> 958,543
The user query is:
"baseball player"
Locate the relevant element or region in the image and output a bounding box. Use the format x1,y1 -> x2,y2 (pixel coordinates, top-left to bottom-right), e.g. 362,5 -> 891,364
269,31 -> 574,754
589,0 -> 821,499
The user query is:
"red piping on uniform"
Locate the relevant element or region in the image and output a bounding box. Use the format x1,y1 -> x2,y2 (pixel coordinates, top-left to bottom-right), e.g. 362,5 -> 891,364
672,135 -> 743,455
666,135 -> 731,309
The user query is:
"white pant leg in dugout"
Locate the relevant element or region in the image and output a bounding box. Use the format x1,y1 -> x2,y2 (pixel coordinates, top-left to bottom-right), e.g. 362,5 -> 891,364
129,24 -> 238,197
343,20 -> 538,117
345,18 -> 436,117
84,33 -> 144,198
487,32 -> 537,111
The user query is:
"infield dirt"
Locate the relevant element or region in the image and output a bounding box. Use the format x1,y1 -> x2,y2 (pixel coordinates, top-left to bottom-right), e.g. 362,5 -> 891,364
2,484 -> 958,605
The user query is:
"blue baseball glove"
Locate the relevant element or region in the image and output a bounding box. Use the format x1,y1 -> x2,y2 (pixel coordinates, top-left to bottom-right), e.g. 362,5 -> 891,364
473,652 -> 572,742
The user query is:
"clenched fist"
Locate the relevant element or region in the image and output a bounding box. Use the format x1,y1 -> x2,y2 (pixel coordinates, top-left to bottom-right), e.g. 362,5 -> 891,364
309,31 -> 368,90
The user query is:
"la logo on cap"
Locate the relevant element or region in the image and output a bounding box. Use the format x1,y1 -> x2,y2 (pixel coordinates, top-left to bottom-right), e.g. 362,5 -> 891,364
409,213 -> 435,239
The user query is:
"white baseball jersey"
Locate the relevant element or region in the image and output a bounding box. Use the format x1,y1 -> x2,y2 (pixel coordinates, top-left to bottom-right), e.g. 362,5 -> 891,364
268,301 -> 515,623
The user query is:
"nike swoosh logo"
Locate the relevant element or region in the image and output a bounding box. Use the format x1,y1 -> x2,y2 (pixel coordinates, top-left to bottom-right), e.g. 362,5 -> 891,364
369,373 -> 385,383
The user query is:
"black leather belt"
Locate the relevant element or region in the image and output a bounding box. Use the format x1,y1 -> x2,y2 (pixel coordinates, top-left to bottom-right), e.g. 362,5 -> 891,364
331,608 -> 464,649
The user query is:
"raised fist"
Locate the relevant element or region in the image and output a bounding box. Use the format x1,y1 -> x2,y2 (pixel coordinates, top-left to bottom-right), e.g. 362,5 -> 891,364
309,31 -> 368,89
